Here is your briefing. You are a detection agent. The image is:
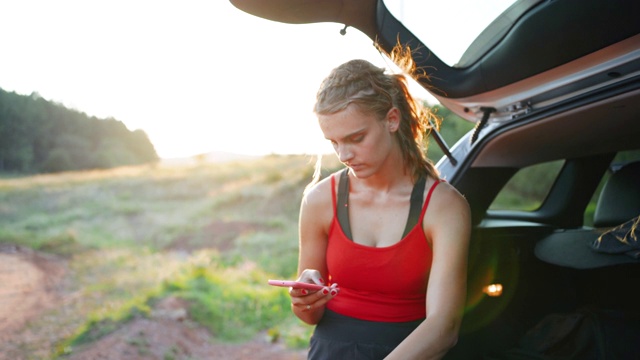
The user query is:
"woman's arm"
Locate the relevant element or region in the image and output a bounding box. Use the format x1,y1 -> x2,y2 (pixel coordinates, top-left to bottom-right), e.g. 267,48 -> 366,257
290,177 -> 339,325
386,182 -> 471,359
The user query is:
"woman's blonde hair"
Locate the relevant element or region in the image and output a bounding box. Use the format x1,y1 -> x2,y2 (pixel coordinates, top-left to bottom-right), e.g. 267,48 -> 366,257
308,43 -> 440,190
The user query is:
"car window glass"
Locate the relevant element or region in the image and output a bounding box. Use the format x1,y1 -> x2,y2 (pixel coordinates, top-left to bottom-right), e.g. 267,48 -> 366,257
383,0 -> 517,66
490,160 -> 564,211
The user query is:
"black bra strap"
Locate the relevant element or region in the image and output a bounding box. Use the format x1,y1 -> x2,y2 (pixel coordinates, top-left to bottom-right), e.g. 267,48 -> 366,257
403,175 -> 426,238
337,169 -> 352,239
337,168 -> 426,241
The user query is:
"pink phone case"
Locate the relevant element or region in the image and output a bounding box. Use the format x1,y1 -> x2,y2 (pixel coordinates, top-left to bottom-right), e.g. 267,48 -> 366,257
268,279 -> 324,290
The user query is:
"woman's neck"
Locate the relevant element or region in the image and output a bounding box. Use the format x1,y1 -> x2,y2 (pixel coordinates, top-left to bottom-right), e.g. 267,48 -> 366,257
351,148 -> 411,193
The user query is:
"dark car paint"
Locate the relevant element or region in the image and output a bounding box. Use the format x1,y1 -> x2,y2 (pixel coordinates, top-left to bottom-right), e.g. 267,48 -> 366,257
375,0 -> 640,98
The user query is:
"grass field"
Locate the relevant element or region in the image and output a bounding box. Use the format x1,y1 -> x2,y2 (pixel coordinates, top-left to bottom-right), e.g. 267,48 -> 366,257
0,154 -> 343,358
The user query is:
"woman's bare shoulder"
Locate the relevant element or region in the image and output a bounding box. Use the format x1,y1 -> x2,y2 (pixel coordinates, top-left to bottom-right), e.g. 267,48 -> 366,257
423,178 -> 471,247
299,170 -> 341,233
301,170 -> 340,209
431,178 -> 467,201
427,179 -> 471,221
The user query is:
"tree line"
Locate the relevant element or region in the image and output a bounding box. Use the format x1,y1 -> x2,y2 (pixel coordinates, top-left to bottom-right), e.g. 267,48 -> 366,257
0,88 -> 158,174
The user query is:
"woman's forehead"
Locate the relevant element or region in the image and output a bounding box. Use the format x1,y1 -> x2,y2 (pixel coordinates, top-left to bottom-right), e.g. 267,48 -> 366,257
318,105 -> 377,139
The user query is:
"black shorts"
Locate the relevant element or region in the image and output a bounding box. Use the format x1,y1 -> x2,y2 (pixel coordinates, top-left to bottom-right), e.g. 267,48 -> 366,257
308,309 -> 423,360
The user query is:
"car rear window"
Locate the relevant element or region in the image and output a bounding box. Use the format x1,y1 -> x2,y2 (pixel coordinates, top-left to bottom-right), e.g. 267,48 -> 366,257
489,160 -> 564,211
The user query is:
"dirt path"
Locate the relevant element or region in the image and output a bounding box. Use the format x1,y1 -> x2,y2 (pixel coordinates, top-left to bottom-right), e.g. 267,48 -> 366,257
0,246 -> 64,342
0,246 -> 307,359
0,245 -> 68,359
0,253 -> 42,334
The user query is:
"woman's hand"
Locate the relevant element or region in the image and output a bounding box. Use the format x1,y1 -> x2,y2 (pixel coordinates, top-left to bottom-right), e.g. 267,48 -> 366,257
289,269 -> 339,323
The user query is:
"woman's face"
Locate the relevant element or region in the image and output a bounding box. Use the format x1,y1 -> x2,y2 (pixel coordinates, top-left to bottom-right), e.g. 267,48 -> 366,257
318,104 -> 399,178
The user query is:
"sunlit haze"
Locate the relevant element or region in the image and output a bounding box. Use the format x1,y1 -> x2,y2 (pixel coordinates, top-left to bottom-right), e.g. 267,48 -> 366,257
0,1 -> 506,159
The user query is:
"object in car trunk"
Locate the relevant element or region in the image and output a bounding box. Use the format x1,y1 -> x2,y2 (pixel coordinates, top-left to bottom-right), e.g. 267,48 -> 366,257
592,215 -> 640,259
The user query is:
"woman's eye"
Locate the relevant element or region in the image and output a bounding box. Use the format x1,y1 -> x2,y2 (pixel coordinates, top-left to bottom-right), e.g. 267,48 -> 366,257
353,136 -> 364,143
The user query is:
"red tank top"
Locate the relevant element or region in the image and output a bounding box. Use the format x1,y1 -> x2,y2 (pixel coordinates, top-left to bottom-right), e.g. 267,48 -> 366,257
325,174 -> 440,322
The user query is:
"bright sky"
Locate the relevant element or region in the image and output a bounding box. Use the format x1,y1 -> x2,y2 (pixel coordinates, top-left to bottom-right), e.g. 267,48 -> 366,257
0,0 -> 511,159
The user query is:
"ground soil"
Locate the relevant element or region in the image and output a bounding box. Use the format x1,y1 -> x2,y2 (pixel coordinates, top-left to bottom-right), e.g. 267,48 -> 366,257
0,244 -> 307,360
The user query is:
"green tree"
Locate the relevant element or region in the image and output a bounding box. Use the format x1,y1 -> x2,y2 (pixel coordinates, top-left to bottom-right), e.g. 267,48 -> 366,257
426,104 -> 475,163
0,87 -> 159,174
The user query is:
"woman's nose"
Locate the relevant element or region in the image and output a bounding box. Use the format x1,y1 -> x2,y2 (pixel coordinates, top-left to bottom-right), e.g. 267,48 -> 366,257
337,144 -> 353,163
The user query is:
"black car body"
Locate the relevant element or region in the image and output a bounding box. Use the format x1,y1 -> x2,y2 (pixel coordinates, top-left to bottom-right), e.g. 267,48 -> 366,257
231,0 -> 640,358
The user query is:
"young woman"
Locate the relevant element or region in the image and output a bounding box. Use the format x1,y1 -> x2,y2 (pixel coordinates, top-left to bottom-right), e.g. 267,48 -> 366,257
289,47 -> 471,359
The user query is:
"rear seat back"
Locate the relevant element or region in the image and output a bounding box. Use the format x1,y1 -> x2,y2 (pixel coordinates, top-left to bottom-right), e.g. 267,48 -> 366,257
593,160 -> 640,228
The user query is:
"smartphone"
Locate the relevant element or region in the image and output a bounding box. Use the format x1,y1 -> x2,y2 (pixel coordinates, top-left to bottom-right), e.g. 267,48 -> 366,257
268,279 -> 324,291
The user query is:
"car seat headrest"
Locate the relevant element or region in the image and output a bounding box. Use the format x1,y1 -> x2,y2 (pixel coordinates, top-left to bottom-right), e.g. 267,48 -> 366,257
593,161 -> 640,228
